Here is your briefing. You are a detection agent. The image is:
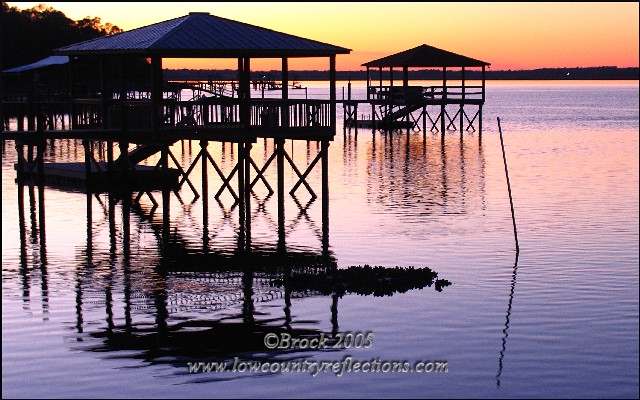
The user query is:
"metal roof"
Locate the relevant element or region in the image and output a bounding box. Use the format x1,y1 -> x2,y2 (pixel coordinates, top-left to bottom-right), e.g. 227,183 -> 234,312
3,55 -> 69,73
362,44 -> 490,68
55,12 -> 351,58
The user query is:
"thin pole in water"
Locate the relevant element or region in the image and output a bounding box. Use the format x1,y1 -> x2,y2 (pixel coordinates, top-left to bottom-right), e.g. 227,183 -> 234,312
498,117 -> 519,253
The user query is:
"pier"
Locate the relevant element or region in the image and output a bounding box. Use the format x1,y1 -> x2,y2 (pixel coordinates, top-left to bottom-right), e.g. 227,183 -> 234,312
343,44 -> 489,135
2,11 -> 351,252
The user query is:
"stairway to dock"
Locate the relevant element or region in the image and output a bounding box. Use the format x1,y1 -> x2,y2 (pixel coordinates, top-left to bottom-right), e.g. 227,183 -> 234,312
382,103 -> 423,123
115,141 -> 178,168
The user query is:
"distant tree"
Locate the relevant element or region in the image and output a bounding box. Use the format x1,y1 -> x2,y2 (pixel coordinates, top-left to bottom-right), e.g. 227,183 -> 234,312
1,2 -> 123,70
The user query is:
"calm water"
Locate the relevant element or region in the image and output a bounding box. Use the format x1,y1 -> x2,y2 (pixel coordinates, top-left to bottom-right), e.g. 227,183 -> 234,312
2,81 -> 639,398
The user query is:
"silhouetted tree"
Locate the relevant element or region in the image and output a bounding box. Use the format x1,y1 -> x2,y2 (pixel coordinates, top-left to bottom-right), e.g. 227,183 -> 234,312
1,2 -> 123,70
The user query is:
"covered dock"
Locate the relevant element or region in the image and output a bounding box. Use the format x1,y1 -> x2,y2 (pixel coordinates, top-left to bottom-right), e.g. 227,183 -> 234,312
2,11 -> 351,252
344,44 -> 490,134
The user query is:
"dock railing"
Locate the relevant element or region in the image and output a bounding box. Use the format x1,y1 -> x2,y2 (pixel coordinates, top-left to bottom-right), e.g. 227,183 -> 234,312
369,85 -> 484,103
3,95 -> 334,140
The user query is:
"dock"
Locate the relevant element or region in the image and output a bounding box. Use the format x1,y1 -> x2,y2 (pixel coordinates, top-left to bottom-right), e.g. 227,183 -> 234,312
1,11 -> 354,253
342,44 -> 489,134
16,161 -> 180,192
2,17 -> 491,256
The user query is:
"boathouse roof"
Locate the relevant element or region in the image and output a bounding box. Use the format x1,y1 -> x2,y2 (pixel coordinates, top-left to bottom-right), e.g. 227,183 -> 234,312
3,55 -> 70,73
54,12 -> 351,58
362,44 -> 489,68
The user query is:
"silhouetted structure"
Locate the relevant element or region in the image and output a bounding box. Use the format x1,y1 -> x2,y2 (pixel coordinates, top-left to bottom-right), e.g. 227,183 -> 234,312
2,11 -> 352,251
344,44 -> 489,135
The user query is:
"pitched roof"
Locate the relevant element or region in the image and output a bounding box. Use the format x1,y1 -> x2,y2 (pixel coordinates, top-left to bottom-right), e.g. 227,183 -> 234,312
362,44 -> 490,68
3,55 -> 69,73
55,12 -> 351,58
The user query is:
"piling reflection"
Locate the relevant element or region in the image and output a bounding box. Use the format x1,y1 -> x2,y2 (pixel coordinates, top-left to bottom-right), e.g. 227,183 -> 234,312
16,176 -> 49,317
13,176 -> 451,375
349,130 -> 487,218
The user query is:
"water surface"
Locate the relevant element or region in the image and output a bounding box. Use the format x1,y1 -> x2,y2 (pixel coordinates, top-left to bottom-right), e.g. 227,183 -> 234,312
2,80 -> 639,398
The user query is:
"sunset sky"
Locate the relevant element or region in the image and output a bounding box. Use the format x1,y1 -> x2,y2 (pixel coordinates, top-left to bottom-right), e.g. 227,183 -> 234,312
7,2 -> 640,71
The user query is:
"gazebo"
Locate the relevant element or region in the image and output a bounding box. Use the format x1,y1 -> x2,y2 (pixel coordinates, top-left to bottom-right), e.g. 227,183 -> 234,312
54,11 -> 351,142
358,44 -> 490,133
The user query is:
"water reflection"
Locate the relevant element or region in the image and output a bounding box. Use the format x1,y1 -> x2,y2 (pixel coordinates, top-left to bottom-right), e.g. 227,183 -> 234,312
359,130 -> 487,218
14,178 -> 451,376
16,176 -> 49,318
496,251 -> 520,388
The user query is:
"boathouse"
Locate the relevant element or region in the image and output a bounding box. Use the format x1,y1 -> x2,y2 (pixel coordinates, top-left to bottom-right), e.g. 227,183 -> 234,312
2,11 -> 351,251
344,44 -> 490,133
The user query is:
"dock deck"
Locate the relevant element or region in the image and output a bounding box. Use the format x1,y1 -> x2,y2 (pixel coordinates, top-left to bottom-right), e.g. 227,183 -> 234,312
17,161 -> 180,193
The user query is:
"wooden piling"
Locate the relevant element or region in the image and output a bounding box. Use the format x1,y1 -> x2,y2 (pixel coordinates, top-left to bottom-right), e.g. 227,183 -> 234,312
321,140 -> 329,252
244,141 -> 252,249
161,144 -> 169,245
237,142 -> 246,247
201,140 -> 209,252
277,138 -> 285,251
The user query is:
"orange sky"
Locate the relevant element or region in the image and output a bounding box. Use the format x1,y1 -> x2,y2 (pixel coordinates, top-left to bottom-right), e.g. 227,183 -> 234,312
7,2 -> 640,71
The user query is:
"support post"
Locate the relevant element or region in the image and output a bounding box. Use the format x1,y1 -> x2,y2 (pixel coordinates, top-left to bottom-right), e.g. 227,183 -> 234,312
460,67 -> 465,133
441,66 -> 447,135
118,57 -> 127,133
107,141 -> 113,179
119,141 -> 129,189
329,55 -> 336,134
422,105 -> 427,133
161,144 -> 169,245
366,67 -> 371,101
321,140 -> 329,252
201,140 -> 209,253
36,141 -> 45,187
479,105 -> 483,140
244,142 -> 252,250
238,142 -> 246,248
482,65 -> 486,103
100,57 -> 109,129
276,138 -> 285,251
151,56 -> 162,140
83,140 -> 91,191
69,56 -> 76,130
282,58 -> 289,128
403,66 -> 409,88
16,143 -> 24,182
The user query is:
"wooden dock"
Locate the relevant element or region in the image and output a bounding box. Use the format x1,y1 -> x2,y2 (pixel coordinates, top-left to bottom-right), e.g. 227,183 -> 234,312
342,44 -> 489,134
16,161 -> 180,192
342,84 -> 486,133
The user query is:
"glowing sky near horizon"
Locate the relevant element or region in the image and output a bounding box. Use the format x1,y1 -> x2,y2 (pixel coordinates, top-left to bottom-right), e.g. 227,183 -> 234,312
6,2 -> 639,71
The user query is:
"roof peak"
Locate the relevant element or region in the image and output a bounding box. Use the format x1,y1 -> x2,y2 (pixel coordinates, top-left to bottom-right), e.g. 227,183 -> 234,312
362,43 -> 490,68
189,12 -> 210,15
55,11 -> 350,57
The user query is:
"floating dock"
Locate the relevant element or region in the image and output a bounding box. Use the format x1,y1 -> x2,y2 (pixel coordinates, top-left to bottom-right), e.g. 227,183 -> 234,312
16,161 -> 180,192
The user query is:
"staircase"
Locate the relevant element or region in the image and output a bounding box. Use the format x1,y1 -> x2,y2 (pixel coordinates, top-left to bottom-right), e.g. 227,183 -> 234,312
114,141 -> 177,168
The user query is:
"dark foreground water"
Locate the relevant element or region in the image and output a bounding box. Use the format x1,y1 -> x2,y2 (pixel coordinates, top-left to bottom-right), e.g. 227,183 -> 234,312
2,81 -> 639,398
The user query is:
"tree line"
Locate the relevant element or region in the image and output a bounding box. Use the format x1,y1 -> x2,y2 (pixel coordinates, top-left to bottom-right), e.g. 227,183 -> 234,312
165,66 -> 640,82
1,2 -> 122,70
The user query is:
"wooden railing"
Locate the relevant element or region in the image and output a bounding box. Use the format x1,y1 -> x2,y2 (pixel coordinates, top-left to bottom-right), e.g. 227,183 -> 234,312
162,98 -> 332,129
369,85 -> 484,102
3,96 -> 335,141
66,97 -> 333,137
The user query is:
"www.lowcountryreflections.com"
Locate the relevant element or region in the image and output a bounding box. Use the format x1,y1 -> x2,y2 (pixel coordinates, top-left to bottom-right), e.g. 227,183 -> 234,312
187,332 -> 449,377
